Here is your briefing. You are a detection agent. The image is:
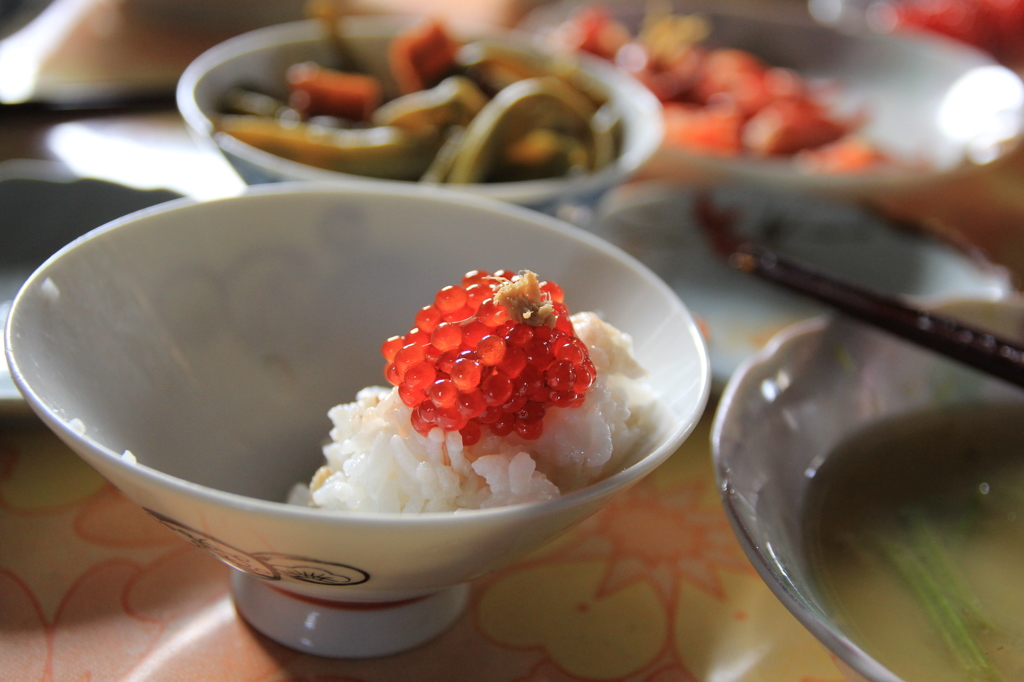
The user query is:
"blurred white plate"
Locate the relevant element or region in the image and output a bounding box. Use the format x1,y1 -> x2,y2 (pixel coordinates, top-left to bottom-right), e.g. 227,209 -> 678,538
0,160 -> 180,413
522,0 -> 1024,200
121,0 -> 307,34
590,181 -> 1013,387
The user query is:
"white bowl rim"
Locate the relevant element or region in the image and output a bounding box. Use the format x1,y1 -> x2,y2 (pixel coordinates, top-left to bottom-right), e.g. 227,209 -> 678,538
175,15 -> 665,205
6,180 -> 711,528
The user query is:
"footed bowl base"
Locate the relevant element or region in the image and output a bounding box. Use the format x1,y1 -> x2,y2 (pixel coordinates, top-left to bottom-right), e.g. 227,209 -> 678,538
231,571 -> 470,658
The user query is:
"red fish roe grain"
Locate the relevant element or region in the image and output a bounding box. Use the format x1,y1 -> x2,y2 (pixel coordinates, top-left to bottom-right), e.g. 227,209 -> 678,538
518,400 -> 546,424
481,372 -> 514,405
507,323 -> 534,347
546,360 -> 576,392
394,343 -> 425,373
429,378 -> 459,408
465,283 -> 492,308
503,393 -> 528,413
404,328 -> 430,346
553,336 -> 586,364
436,405 -> 466,431
423,344 -> 441,364
450,356 -> 484,391
550,390 -> 578,407
437,348 -> 460,374
457,390 -> 486,418
443,304 -> 474,323
525,337 -> 554,369
498,346 -> 528,378
432,322 -> 462,351
435,285 -> 467,313
516,419 -> 544,440
461,320 -> 491,349
461,269 -> 491,287
490,413 -> 516,436
459,420 -> 482,446
404,361 -> 437,389
382,336 -> 404,362
477,335 -> 507,366
399,383 -> 427,407
540,280 -> 564,303
415,305 -> 441,332
477,405 -> 502,424
475,299 -> 508,327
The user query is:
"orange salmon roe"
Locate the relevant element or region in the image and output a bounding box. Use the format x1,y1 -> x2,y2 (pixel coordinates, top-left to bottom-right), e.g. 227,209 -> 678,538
381,270 -> 595,444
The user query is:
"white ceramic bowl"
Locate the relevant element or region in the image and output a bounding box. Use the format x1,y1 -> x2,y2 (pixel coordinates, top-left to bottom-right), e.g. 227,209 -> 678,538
5,183 -> 710,657
176,15 -> 664,216
711,296 -> 1024,682
525,0 -> 1024,201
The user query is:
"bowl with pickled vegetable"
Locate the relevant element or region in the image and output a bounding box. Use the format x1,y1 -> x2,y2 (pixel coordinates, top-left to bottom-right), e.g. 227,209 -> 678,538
176,13 -> 663,217
712,296 -> 1024,682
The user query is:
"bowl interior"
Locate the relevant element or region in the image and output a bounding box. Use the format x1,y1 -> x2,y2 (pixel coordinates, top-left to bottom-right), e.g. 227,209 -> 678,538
712,297 -> 1024,681
176,16 -> 663,209
7,184 -> 708,508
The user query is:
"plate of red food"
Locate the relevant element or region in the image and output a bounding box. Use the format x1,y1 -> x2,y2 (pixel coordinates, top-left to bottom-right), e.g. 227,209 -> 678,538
523,0 -> 1024,199
810,0 -> 1024,69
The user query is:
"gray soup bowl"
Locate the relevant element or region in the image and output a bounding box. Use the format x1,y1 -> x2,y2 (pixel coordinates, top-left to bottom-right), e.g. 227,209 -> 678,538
711,296 -> 1024,682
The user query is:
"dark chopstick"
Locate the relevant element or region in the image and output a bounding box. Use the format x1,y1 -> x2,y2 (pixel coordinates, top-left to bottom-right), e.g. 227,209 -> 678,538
0,94 -> 178,118
694,194 -> 1024,389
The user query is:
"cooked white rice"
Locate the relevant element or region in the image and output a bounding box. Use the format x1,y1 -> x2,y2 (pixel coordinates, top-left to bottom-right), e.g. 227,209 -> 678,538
304,312 -> 653,512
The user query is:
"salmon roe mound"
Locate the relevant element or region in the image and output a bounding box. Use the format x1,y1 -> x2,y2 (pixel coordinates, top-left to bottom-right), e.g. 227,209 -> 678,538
381,269 -> 596,445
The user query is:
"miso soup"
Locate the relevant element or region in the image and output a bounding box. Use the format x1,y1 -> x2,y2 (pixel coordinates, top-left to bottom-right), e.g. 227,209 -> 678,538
804,404 -> 1024,682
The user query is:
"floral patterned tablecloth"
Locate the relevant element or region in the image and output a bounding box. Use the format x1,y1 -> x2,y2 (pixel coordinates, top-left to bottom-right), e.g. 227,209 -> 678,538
0,410 -> 847,682
2,0 -> 1023,677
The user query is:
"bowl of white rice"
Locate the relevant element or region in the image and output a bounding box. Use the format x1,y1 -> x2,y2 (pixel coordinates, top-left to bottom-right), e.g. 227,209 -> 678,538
4,182 -> 710,658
